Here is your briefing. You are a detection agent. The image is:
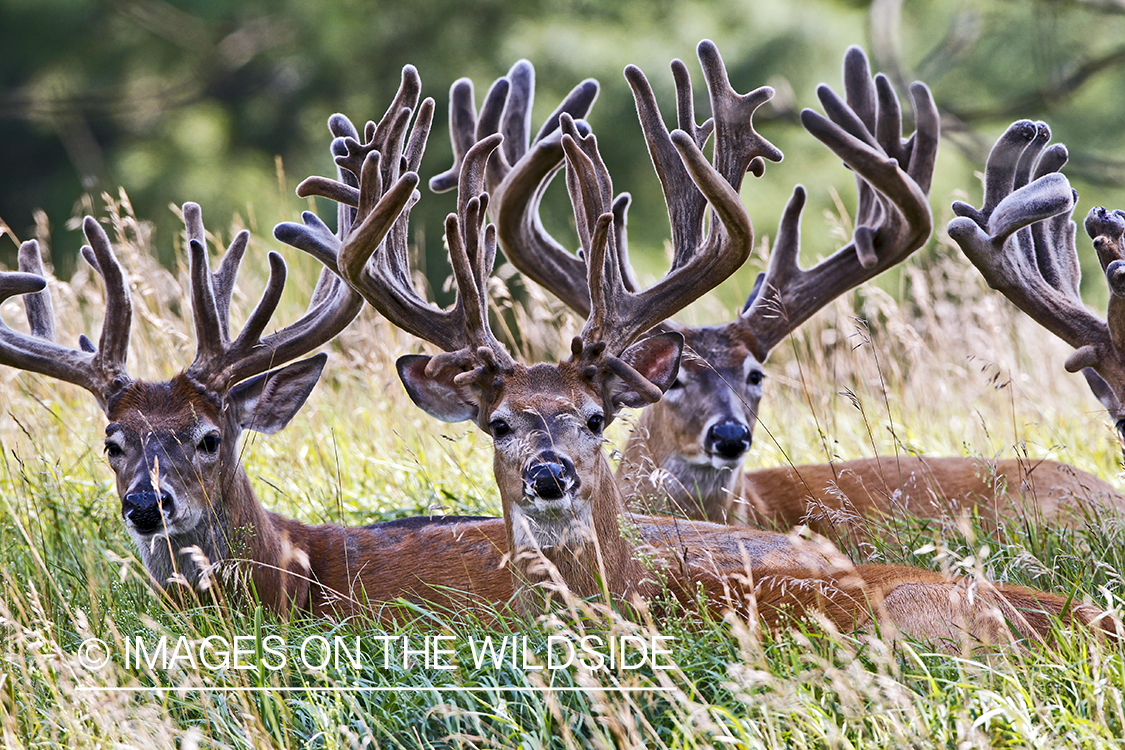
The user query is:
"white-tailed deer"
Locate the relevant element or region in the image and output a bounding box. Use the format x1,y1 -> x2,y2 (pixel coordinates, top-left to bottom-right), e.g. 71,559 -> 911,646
304,55 -> 1113,644
950,119 -> 1125,466
0,79 -> 522,620
438,43 -> 1122,533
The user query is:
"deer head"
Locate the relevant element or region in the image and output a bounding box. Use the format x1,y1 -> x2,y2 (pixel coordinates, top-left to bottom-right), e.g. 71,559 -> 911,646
432,44 -> 939,520
293,56 -> 762,612
948,119 -> 1125,455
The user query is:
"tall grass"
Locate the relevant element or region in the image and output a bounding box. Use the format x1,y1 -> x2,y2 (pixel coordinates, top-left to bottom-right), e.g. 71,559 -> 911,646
0,191 -> 1123,748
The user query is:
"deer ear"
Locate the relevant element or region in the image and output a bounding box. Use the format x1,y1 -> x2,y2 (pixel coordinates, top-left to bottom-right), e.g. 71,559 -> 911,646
609,332 -> 684,410
396,354 -> 479,423
229,353 -> 327,435
1083,367 -> 1123,415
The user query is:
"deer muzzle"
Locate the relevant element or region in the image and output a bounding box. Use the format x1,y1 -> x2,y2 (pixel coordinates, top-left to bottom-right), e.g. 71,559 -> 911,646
523,452 -> 579,508
122,491 -> 175,535
705,420 -> 752,462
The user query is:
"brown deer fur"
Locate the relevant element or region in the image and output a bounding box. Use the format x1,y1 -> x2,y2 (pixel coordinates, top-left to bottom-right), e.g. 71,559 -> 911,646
400,344 -> 1113,645
619,326 -> 1125,533
102,375 -> 515,621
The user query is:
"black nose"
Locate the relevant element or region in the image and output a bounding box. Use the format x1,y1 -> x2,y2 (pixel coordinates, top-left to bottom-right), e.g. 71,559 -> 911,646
524,452 -> 577,500
122,491 -> 174,534
705,421 -> 752,460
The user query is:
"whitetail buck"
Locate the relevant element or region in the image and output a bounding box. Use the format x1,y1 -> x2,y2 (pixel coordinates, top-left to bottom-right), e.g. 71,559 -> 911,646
0,80 -> 523,621
435,43 -> 1122,534
298,52 -> 1113,644
950,119 -> 1125,467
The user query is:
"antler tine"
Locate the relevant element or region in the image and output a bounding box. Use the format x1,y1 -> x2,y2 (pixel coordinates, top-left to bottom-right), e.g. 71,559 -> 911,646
184,202 -> 250,367
17,239 -> 55,341
433,61 -> 600,316
0,223 -> 134,408
1086,208 -> 1125,358
947,120 -> 1107,374
742,45 -> 939,357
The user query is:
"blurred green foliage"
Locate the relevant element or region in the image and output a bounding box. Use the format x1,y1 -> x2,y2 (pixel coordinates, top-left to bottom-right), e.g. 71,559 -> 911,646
4,0 -> 1125,307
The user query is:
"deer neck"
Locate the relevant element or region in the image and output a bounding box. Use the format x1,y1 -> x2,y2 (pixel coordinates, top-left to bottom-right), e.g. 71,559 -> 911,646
500,453 -> 650,614
136,462 -> 313,615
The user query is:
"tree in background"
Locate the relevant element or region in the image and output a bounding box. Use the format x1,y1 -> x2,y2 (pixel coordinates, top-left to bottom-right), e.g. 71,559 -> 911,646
3,0 -> 1125,302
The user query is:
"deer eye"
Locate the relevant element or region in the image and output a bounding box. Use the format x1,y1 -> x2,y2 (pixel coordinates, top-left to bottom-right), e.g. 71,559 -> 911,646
488,419 -> 512,438
747,370 -> 764,386
104,442 -> 124,459
198,433 -> 221,454
587,413 -> 605,434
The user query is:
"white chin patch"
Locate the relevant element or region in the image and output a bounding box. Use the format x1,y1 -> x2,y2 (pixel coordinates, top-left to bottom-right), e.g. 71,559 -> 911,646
522,492 -> 574,518
707,454 -> 745,470
511,492 -> 592,551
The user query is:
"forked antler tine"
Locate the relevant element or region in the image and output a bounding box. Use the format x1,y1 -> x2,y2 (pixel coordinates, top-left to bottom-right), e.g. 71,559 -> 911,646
347,65 -> 423,192
742,52 -> 938,357
696,40 -> 784,189
429,79 -> 479,194
562,104 -> 753,353
430,75 -> 510,194
0,221 -> 133,405
1012,123 -> 1052,192
273,211 -> 342,275
299,67 -> 431,215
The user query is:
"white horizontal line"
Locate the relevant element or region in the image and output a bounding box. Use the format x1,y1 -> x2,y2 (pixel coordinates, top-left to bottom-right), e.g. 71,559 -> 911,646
75,685 -> 674,693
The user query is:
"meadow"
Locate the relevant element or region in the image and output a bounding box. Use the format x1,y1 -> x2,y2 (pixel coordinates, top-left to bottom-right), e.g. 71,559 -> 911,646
1,184 -> 1124,748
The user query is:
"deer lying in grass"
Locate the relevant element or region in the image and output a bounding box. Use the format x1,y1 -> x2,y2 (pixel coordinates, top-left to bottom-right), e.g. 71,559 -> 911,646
436,42 -> 1123,534
0,107 -> 519,620
296,59 -> 1113,644
0,69 -> 898,632
950,119 -> 1125,471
